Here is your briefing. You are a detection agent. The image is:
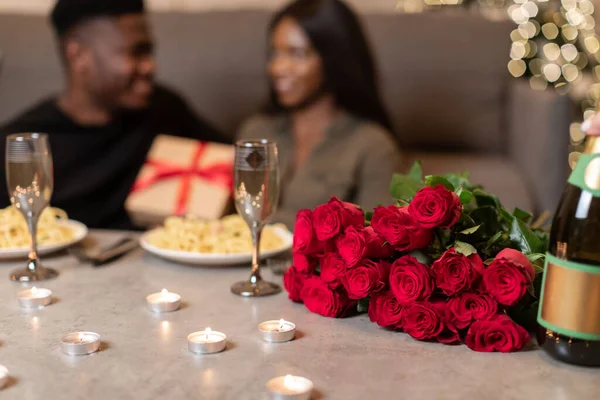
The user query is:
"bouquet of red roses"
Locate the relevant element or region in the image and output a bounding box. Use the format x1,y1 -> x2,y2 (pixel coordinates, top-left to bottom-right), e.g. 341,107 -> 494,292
284,162 -> 548,353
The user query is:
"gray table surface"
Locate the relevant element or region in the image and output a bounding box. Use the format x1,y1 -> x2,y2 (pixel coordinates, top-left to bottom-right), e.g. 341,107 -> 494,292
0,231 -> 599,400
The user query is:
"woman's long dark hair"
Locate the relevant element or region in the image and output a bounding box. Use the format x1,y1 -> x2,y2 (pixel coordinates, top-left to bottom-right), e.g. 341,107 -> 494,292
265,0 -> 394,134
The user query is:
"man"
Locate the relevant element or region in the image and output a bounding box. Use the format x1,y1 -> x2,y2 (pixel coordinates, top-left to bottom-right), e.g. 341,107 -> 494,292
0,0 -> 230,229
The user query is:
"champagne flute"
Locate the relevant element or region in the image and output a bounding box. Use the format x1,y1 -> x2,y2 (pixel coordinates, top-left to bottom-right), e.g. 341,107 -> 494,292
6,133 -> 58,282
231,139 -> 281,297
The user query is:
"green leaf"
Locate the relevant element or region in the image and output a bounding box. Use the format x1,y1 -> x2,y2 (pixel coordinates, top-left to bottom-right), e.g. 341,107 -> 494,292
456,187 -> 473,205
513,207 -> 532,224
408,160 -> 423,183
459,225 -> 481,235
528,253 -> 546,276
527,253 -> 546,264
425,175 -> 455,191
470,206 -> 502,238
509,217 -> 543,255
409,250 -> 433,265
365,211 -> 373,224
484,258 -> 495,266
443,172 -> 473,191
485,231 -> 504,249
357,298 -> 370,314
454,241 -> 478,257
389,173 -> 423,201
458,213 -> 476,226
473,189 -> 500,208
499,207 -> 513,225
438,228 -> 452,249
533,229 -> 550,253
396,199 -> 410,207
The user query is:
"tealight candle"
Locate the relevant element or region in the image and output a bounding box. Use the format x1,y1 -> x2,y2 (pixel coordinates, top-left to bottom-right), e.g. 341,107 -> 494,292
146,289 -> 181,313
0,365 -> 9,390
266,375 -> 313,400
187,328 -> 227,354
17,287 -> 52,308
259,319 -> 296,343
60,332 -> 101,356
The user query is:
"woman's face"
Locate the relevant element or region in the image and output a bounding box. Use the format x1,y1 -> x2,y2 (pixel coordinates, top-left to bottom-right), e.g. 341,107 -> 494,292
268,17 -> 325,108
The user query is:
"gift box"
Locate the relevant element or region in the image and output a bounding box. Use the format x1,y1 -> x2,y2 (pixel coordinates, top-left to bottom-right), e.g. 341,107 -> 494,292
125,135 -> 234,227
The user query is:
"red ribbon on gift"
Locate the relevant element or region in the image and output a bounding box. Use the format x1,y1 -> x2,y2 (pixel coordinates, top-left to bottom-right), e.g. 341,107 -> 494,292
131,142 -> 233,216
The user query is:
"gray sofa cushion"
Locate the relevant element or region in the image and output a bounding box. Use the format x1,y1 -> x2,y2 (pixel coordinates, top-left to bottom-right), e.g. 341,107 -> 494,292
364,12 -> 513,152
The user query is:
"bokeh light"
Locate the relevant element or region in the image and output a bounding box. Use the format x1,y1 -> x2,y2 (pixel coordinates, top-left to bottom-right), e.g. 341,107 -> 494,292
543,63 -> 562,81
543,43 -> 561,60
508,59 -> 527,77
561,43 -> 578,62
542,23 -> 559,40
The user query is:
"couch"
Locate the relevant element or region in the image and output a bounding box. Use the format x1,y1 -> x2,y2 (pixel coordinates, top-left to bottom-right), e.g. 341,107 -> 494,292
0,10 -> 572,214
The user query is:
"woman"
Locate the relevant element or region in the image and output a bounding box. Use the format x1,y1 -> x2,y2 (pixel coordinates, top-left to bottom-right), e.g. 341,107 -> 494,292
238,0 -> 401,229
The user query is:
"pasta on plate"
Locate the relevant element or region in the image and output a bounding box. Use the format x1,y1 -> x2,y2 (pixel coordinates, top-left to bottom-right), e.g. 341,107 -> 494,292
147,214 -> 287,254
0,206 -> 75,249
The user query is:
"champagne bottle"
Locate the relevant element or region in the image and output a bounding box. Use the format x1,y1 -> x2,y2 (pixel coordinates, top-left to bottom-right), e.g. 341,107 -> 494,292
537,134 -> 600,366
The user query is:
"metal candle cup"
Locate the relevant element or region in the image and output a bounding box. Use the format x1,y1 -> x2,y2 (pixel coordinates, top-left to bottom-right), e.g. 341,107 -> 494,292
0,365 -> 9,390
259,319 -> 296,343
60,332 -> 101,356
266,375 -> 313,400
17,287 -> 52,308
187,328 -> 227,354
146,289 -> 181,313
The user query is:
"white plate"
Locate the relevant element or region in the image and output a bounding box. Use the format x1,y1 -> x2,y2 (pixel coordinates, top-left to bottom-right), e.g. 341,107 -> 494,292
139,225 -> 293,266
0,220 -> 88,260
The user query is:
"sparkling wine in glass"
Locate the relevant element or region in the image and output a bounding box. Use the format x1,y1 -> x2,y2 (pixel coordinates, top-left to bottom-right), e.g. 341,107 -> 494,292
231,139 -> 281,297
6,133 -> 58,282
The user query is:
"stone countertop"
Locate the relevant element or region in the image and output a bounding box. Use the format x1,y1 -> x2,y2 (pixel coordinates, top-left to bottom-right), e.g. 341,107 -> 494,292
0,231 -> 598,400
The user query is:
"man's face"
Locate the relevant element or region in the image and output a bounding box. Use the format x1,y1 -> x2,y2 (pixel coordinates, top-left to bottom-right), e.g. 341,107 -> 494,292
75,14 -> 156,110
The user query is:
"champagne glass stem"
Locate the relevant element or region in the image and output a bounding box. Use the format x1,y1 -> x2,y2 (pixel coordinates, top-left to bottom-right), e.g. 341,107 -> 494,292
26,214 -> 39,271
249,225 -> 263,284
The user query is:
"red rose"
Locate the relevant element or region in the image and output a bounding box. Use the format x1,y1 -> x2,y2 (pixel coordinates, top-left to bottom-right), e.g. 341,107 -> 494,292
495,248 -> 535,281
330,197 -> 364,227
389,255 -> 434,305
371,205 -> 433,251
448,293 -> 498,329
292,252 -> 317,274
293,209 -> 320,255
368,291 -> 403,329
465,314 -> 530,353
431,249 -> 485,296
363,226 -> 395,259
320,252 -> 346,289
401,302 -> 444,340
283,266 -> 308,303
335,226 -> 368,268
313,197 -> 364,241
408,185 -> 462,229
483,256 -> 532,306
431,300 -> 461,345
344,260 -> 390,300
301,276 -> 355,318
336,226 -> 394,268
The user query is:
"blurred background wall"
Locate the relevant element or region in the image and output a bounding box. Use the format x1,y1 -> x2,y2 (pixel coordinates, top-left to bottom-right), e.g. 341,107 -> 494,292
0,0 -> 399,13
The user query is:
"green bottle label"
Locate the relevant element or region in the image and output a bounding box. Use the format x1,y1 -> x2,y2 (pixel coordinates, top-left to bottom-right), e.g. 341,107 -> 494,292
538,253 -> 600,341
568,154 -> 600,198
